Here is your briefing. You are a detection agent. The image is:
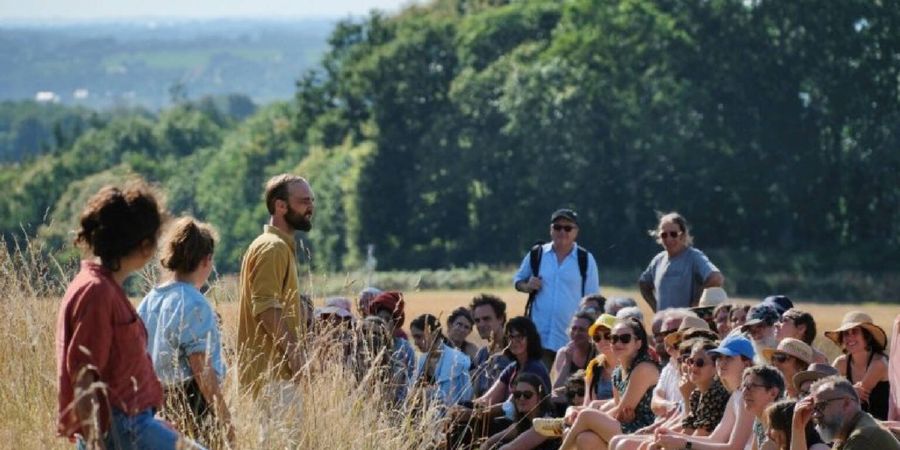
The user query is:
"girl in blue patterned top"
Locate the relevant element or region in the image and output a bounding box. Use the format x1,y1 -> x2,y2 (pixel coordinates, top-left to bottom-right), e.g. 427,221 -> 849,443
558,317 -> 659,449
138,217 -> 233,447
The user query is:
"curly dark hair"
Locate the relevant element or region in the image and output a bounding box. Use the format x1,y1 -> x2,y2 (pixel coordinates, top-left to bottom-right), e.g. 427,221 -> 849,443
74,182 -> 165,272
447,307 -> 474,329
159,217 -> 217,274
469,294 -> 507,322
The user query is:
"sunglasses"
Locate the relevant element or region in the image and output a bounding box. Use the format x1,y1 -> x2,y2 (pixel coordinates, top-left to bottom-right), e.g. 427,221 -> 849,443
611,333 -> 634,344
511,390 -> 535,400
566,388 -> 586,399
592,332 -> 611,342
552,224 -> 576,232
771,353 -> 791,364
659,231 -> 682,239
688,357 -> 710,368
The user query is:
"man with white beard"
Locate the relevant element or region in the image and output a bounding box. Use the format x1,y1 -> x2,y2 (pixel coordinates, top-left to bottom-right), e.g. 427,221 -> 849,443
791,376 -> 900,450
740,303 -> 780,365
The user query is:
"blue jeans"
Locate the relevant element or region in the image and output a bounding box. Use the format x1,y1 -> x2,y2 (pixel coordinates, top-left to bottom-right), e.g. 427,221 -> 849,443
76,408 -> 206,450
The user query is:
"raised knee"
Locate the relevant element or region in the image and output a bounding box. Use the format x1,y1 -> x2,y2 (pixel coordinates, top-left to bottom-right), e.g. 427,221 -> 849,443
576,431 -> 602,449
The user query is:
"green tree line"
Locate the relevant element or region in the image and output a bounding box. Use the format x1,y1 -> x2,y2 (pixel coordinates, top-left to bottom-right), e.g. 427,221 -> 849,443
2,0 -> 899,300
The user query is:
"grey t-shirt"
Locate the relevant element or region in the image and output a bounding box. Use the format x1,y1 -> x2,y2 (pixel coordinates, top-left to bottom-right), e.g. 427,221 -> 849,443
639,247 -> 718,310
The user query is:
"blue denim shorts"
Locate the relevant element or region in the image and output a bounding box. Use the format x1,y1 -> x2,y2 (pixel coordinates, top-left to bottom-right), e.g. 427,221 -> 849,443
76,408 -> 206,450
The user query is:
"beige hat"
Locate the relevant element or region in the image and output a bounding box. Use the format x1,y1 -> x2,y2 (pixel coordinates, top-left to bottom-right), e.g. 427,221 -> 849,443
698,287 -> 728,307
762,338 -> 814,366
824,311 -> 887,349
664,315 -> 711,347
793,363 -> 839,390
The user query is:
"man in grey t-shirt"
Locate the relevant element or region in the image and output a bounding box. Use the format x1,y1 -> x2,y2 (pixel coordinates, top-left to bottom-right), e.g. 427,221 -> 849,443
638,212 -> 724,311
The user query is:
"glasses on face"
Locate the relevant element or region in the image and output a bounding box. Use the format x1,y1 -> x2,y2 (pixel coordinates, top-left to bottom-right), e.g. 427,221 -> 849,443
552,224 -> 576,232
511,390 -> 535,400
812,397 -> 847,415
507,333 -> 526,343
771,353 -> 791,364
592,332 -> 611,342
740,382 -> 769,392
566,388 -> 586,400
688,357 -> 710,368
611,333 -> 634,345
659,230 -> 682,239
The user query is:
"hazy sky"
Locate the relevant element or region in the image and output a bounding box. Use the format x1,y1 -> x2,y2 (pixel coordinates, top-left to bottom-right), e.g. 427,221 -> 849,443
0,0 -> 417,21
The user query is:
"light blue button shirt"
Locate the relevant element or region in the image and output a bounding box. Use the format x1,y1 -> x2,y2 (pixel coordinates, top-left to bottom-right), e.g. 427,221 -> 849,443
514,242 -> 600,352
138,281 -> 226,386
411,343 -> 473,406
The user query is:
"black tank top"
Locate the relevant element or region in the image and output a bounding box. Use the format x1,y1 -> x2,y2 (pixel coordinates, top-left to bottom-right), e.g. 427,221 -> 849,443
846,352 -> 890,420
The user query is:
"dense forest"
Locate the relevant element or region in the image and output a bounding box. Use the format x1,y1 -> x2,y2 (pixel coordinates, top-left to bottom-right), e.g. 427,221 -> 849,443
2,0 -> 899,300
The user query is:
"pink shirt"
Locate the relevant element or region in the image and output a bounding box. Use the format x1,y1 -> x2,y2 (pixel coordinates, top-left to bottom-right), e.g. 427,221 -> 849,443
56,261 -> 162,438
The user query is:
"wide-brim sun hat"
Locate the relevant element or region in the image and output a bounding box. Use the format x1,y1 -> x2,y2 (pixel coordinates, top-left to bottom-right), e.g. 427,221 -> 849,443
824,311 -> 887,349
697,287 -> 728,308
664,315 -> 711,347
761,337 -> 813,366
793,363 -> 839,390
589,313 -> 618,337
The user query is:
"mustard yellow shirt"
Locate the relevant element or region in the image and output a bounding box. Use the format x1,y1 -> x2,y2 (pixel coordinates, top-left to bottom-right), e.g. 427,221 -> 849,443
237,225 -> 305,394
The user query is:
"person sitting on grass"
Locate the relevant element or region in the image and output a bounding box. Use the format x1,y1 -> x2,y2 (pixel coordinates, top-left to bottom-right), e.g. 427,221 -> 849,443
763,338 -> 814,399
825,311 -> 891,420
408,313 -> 473,408
764,400 -> 829,450
552,318 -> 660,450
480,372 -> 561,450
367,291 -> 417,401
774,309 -> 829,364
583,314 -> 619,404
644,334 -> 756,450
447,307 -> 481,367
550,312 -> 596,409
138,217 -> 234,447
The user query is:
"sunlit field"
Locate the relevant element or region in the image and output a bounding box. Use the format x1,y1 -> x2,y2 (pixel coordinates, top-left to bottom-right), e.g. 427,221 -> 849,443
1,246 -> 896,449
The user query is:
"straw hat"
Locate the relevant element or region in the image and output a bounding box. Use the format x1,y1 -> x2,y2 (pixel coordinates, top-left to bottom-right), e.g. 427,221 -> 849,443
698,287 -> 728,307
792,363 -> 839,390
588,313 -> 618,338
824,311 -> 887,349
762,338 -> 813,366
664,315 -> 711,347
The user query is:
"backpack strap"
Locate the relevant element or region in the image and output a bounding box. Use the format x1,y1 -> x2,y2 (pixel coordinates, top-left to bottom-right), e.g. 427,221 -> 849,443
524,241 -> 544,319
577,246 -> 588,296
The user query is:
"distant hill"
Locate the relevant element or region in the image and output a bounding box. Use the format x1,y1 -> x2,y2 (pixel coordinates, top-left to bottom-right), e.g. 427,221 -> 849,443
0,19 -> 334,109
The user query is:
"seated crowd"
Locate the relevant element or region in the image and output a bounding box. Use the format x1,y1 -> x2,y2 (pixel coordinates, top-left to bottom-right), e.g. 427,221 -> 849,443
54,183 -> 899,450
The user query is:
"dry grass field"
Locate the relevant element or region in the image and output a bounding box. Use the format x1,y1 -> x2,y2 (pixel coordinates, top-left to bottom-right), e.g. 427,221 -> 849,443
1,249 -> 897,449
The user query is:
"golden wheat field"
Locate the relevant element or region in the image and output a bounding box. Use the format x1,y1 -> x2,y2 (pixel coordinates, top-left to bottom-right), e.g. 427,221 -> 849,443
1,249 -> 897,449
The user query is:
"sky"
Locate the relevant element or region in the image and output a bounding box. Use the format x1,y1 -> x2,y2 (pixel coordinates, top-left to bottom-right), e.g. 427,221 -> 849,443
0,0 -> 417,21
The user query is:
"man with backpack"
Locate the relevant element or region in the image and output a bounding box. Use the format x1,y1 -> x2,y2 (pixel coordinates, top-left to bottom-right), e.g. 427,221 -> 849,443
513,208 -> 601,369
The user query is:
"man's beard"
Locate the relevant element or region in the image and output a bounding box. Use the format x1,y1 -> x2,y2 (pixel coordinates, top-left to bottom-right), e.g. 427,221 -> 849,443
285,205 -> 312,232
814,414 -> 842,443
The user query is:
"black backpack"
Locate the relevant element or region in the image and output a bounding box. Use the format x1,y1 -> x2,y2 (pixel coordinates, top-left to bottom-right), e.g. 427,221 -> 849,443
523,241 -> 589,318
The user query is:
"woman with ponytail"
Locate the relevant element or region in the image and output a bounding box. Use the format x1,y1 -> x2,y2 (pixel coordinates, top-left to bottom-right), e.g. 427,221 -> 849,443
138,217 -> 234,448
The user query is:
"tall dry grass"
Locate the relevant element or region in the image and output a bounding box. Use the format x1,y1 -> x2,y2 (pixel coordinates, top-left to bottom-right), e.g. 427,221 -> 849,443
0,240 -> 449,449
1,237 -> 897,448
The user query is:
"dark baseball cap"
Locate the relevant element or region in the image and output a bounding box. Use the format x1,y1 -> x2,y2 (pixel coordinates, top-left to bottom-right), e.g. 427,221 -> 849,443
762,295 -> 793,316
551,208 -> 578,224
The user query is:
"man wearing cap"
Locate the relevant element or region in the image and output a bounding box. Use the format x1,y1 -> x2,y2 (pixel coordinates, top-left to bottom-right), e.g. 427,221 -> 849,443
514,208 -> 600,367
792,376 -> 900,450
740,303 -> 780,365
